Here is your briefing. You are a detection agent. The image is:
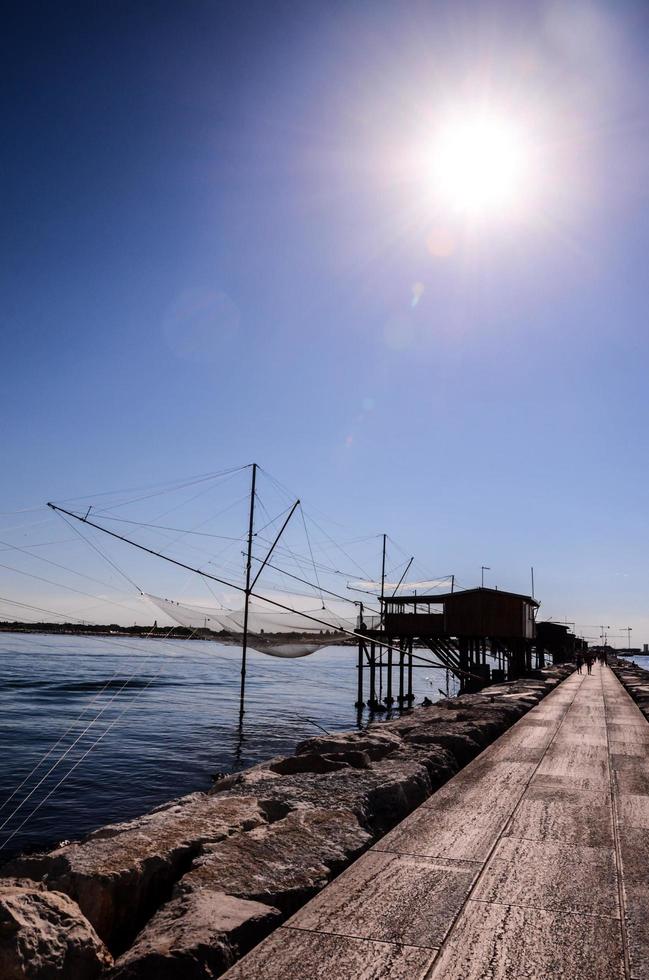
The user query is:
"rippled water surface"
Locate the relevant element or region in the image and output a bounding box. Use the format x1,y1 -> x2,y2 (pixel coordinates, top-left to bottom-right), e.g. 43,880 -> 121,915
0,633 -> 455,859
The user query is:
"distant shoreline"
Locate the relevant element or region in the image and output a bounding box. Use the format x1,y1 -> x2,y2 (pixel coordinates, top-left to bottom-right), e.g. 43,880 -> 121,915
0,621 -> 352,645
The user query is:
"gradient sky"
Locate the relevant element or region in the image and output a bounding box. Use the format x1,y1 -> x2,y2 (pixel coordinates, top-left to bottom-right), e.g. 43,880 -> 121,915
3,0 -> 649,644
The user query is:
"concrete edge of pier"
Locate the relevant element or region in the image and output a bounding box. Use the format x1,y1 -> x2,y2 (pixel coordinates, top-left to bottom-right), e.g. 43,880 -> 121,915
224,660 -> 649,980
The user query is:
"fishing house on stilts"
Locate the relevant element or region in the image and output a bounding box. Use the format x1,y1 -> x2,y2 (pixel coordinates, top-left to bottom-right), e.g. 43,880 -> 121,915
356,586 -> 539,710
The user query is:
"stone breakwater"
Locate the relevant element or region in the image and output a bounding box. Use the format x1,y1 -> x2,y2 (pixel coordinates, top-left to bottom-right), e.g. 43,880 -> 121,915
1,665 -> 573,979
611,659 -> 649,719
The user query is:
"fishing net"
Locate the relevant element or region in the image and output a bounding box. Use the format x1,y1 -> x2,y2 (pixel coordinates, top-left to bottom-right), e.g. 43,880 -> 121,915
145,594 -> 356,658
348,577 -> 452,592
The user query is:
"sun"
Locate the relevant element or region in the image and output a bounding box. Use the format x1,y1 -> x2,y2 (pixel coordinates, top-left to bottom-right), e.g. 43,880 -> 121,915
429,108 -> 530,217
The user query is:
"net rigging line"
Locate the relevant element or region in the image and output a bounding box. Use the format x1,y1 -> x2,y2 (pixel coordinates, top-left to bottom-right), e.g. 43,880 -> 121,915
245,482 -> 381,582
0,516 -> 57,536
0,537 -> 137,597
0,653 -> 126,818
251,494 -> 316,595
251,517 -> 387,583
300,504 -> 325,608
247,555 -> 382,616
141,470 -> 250,533
257,468 -> 399,598
74,514 -> 243,541
0,558 -> 144,617
47,504 -> 408,655
302,512 -> 375,582
0,594 -> 238,679
250,536 -> 366,581
0,656 -> 171,855
0,619 -> 200,838
387,535 -> 447,586
0,537 -> 76,553
60,499 -> 245,598
58,464 -> 251,514
49,515 -> 145,596
55,488 -> 255,609
1,515 -> 210,824
0,595 -> 90,622
76,479 -> 251,572
255,504 -> 294,537
258,466 -> 353,533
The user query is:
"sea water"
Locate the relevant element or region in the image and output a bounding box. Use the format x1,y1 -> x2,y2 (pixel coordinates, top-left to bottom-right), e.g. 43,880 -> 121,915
0,633 -> 456,859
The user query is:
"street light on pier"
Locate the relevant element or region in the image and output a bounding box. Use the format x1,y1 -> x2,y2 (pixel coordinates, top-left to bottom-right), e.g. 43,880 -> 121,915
481,566 -> 490,588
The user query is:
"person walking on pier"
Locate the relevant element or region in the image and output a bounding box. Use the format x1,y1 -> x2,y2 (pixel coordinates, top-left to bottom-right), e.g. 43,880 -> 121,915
585,653 -> 593,675
576,652 -> 583,674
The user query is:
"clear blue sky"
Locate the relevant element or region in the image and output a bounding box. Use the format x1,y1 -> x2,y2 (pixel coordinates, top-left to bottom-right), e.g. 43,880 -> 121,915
2,0 -> 649,643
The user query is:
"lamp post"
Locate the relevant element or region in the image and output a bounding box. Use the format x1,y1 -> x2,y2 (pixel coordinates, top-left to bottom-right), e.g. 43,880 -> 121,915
481,566 -> 490,588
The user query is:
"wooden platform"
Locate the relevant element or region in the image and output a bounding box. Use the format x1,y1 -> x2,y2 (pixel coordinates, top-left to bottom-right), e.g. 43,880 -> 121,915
223,663 -> 649,979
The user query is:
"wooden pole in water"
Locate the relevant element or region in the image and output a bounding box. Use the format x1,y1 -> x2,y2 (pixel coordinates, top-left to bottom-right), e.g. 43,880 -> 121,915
239,462 -> 257,723
356,639 -> 364,709
380,533 -> 387,620
378,533 -> 386,701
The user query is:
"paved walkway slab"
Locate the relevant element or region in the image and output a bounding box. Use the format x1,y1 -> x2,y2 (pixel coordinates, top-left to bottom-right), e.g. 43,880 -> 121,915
224,664 -> 648,979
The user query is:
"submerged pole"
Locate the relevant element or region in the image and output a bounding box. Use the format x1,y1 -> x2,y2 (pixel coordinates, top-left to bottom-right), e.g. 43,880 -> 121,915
356,639 -> 364,709
239,462 -> 257,722
369,642 -> 377,708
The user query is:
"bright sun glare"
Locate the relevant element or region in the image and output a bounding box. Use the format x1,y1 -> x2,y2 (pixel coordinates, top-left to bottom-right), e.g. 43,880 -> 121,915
430,110 -> 530,217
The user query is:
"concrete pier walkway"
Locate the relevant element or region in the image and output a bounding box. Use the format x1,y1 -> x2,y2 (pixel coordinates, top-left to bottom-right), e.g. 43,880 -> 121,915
224,663 -> 649,979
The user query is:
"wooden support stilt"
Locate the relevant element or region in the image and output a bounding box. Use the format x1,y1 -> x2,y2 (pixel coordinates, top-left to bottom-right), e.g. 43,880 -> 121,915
369,641 -> 377,708
386,643 -> 393,706
355,638 -> 365,708
458,638 -> 469,685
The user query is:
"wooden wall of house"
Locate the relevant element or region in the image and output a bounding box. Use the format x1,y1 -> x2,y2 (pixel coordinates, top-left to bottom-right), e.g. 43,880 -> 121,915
444,592 -> 535,639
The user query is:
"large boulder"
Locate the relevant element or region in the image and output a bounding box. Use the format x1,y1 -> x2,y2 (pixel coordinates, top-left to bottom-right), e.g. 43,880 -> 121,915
294,730 -> 402,761
0,879 -> 112,979
109,890 -> 280,980
211,753 -> 440,836
179,807 -> 371,913
5,794 -> 267,953
110,808 -> 369,978
269,750 -> 371,775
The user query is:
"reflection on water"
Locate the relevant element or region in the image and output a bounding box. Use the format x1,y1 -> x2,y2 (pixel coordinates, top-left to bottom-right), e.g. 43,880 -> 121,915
0,634 -> 457,860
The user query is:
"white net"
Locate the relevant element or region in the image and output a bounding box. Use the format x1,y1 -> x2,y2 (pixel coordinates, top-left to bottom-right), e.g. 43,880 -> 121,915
145,593 -> 356,658
348,577 -> 452,593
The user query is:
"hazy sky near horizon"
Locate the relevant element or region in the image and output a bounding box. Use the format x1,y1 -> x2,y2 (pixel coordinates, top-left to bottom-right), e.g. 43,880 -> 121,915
3,0 -> 649,643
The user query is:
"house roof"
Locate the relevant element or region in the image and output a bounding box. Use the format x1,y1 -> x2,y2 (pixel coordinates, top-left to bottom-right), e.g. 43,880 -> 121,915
382,586 -> 539,608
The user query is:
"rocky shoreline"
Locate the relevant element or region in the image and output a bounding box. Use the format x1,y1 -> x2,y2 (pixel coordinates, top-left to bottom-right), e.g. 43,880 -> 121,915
611,658 -> 649,720
1,664 -> 573,979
